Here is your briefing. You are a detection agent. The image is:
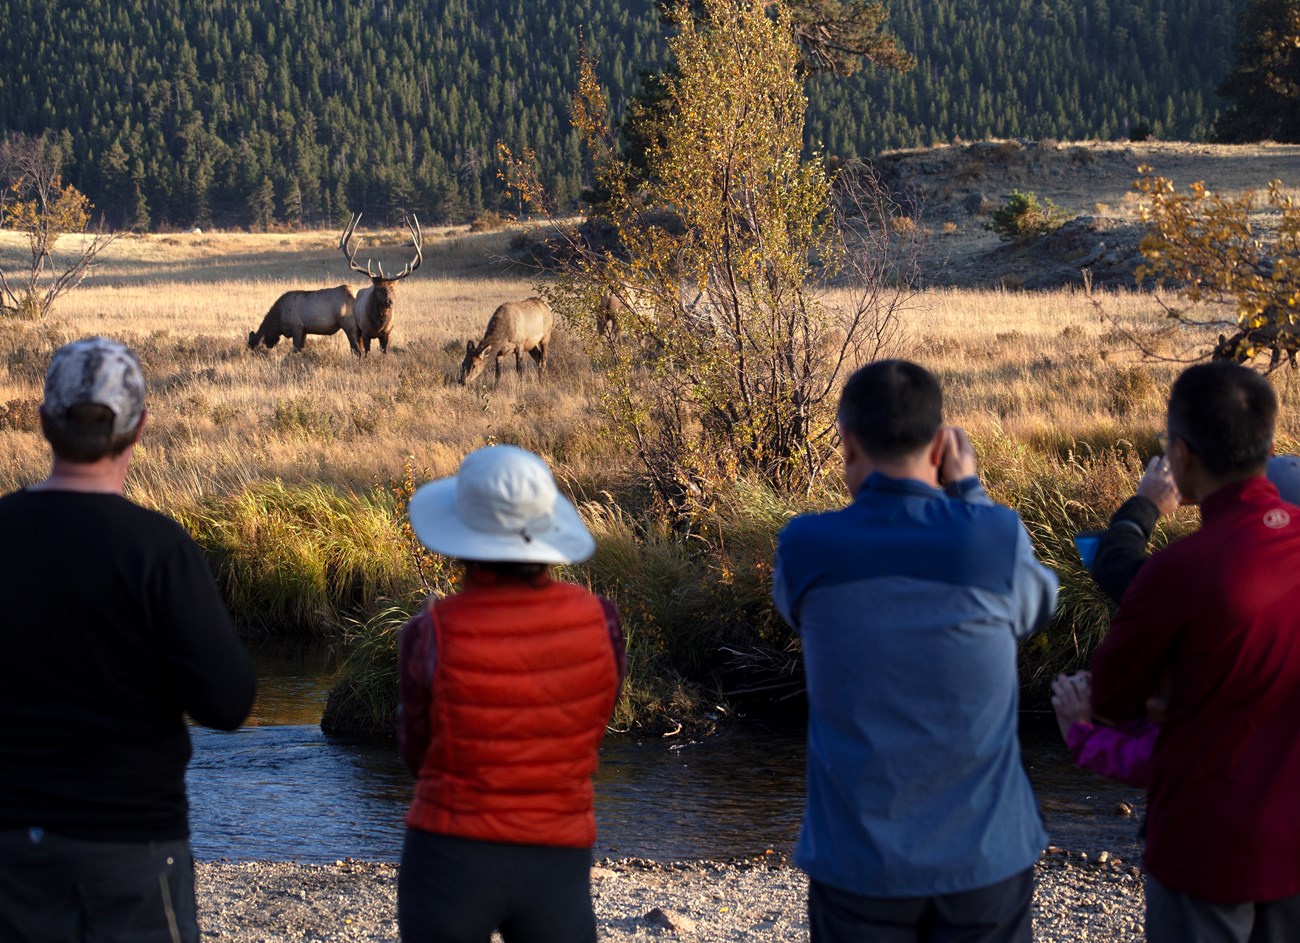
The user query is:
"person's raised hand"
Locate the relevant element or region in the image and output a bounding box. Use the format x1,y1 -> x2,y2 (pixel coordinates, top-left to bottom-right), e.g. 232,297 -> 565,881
1050,671 -> 1094,742
941,426 -> 978,485
1137,455 -> 1181,517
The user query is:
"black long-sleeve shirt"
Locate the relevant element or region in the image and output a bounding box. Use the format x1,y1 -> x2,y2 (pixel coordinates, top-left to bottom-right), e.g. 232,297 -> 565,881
0,489 -> 255,841
1090,494 -> 1162,605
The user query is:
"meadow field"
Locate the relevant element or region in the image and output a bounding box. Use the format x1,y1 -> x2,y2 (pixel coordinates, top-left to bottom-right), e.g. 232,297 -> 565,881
2,219 -> 1296,732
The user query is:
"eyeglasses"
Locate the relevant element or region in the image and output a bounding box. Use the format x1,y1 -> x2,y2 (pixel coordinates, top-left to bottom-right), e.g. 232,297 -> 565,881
1158,430 -> 1197,455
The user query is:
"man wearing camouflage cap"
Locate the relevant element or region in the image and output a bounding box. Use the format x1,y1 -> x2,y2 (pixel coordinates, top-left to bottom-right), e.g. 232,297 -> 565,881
0,337 -> 256,942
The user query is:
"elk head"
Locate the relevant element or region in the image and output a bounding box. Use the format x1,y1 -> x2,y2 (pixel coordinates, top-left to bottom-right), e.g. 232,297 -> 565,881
459,339 -> 488,385
340,212 -> 423,317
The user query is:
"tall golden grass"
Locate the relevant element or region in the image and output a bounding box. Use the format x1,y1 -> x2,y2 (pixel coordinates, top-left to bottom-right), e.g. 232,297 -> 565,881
3,227 -> 1296,731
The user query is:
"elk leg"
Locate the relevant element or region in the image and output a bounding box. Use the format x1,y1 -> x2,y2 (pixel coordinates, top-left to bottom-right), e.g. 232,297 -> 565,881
514,346 -> 524,376
291,327 -> 306,351
379,331 -> 390,354
534,340 -> 548,375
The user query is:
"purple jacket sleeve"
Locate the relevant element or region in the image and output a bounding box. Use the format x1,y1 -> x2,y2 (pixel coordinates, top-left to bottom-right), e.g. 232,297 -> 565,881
1066,720 -> 1159,788
599,597 -> 628,693
397,612 -> 435,777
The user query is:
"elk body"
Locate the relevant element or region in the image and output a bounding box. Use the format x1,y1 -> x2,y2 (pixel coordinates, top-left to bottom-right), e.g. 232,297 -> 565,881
247,285 -> 358,352
596,290 -> 630,339
459,297 -> 554,385
1213,318 -> 1300,372
247,214 -> 421,356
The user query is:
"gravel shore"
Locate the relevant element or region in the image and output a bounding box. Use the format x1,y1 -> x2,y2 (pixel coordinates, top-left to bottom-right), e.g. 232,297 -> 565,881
196,849 -> 1145,941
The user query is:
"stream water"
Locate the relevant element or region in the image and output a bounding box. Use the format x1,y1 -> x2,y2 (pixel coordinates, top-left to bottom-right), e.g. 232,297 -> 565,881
185,643 -> 1147,864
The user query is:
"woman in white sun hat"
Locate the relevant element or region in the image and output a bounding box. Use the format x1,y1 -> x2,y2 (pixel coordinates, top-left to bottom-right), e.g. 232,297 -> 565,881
395,445 -> 626,943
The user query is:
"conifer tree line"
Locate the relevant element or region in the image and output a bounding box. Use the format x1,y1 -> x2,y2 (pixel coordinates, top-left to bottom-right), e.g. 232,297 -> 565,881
0,0 -> 1254,231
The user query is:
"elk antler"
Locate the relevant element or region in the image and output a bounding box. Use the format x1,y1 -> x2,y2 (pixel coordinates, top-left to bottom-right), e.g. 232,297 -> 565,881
340,213 -> 373,277
388,214 -> 423,281
339,213 -> 423,281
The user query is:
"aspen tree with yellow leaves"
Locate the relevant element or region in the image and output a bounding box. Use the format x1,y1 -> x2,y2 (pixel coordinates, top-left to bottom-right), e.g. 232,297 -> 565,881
1133,167 -> 1300,371
506,0 -> 920,516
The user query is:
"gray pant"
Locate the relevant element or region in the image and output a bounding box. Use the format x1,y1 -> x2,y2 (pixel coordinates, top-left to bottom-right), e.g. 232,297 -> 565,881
1147,875 -> 1300,943
0,827 -> 198,943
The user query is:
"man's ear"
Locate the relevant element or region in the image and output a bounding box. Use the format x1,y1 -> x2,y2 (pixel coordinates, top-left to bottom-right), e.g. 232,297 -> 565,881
925,426 -> 946,471
839,422 -> 860,462
129,409 -> 148,446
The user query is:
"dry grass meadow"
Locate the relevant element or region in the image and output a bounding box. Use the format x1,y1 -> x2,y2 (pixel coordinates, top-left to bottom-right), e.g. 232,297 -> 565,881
3,224 -> 1294,502
3,145 -> 1299,725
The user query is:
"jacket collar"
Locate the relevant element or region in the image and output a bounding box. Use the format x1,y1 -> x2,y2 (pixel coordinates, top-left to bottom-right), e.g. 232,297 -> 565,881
1199,475 -> 1280,520
855,470 -> 944,502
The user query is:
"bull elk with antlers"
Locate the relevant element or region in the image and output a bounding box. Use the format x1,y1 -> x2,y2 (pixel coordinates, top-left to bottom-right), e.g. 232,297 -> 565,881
247,214 -> 422,356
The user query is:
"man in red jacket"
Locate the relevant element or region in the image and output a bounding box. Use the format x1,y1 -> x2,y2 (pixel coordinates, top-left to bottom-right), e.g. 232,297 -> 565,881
1091,361 -> 1300,942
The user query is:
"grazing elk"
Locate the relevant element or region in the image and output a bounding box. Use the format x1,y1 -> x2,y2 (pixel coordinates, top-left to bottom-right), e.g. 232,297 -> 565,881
596,290 -> 630,340
246,214 -> 421,356
247,284 -> 358,352
1212,317 -> 1300,372
459,297 -> 554,385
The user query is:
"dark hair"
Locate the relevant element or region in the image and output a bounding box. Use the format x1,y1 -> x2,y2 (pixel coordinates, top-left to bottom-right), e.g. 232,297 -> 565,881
1167,362 -> 1276,477
837,360 -> 943,461
40,403 -> 139,463
461,560 -> 551,580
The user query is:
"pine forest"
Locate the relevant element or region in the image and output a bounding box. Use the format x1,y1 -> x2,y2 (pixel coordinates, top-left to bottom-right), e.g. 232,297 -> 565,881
0,0 -> 1248,229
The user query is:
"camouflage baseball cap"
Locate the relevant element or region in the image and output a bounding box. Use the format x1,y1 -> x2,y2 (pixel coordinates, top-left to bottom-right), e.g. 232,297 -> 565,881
42,337 -> 146,435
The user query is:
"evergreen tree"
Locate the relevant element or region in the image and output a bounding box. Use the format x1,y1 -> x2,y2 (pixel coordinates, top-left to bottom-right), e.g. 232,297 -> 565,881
1214,0 -> 1300,142
253,176 -> 276,231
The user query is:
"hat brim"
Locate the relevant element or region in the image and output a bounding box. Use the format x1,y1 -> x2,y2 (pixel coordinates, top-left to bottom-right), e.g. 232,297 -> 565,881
408,476 -> 596,565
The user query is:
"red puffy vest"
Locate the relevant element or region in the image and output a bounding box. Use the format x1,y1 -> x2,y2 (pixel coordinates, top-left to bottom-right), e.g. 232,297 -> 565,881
405,579 -> 619,848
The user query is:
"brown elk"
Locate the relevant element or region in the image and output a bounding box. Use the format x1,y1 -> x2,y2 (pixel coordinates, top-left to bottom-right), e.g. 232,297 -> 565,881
247,214 -> 421,356
596,290 -> 630,340
342,212 -> 422,355
1212,317 -> 1300,372
459,298 -> 554,385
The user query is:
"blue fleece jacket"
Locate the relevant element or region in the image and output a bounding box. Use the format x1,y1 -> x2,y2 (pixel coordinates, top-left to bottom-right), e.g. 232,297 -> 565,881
773,472 -> 1057,897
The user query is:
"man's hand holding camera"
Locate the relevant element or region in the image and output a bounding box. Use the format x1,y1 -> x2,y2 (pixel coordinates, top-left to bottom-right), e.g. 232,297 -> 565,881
940,426 -> 978,486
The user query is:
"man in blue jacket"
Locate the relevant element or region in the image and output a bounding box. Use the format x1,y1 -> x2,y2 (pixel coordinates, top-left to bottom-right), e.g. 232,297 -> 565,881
773,359 -> 1058,942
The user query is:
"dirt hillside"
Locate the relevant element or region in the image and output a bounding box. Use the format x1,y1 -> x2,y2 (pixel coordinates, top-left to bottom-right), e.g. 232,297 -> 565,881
874,140 -> 1300,290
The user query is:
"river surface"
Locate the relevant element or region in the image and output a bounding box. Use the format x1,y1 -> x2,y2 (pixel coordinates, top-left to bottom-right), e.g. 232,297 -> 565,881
186,643 -> 1147,864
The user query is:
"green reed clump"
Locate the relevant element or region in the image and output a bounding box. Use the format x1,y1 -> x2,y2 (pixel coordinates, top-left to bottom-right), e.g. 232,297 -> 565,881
320,602 -> 414,738
976,429 -> 1197,698
177,479 -> 417,633
581,479 -> 820,710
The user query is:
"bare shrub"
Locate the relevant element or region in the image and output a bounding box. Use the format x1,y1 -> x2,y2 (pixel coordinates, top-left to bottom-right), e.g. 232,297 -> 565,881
0,133 -> 119,321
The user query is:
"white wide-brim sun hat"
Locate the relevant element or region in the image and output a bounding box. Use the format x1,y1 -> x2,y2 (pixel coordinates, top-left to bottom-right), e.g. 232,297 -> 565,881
408,445 -> 595,565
